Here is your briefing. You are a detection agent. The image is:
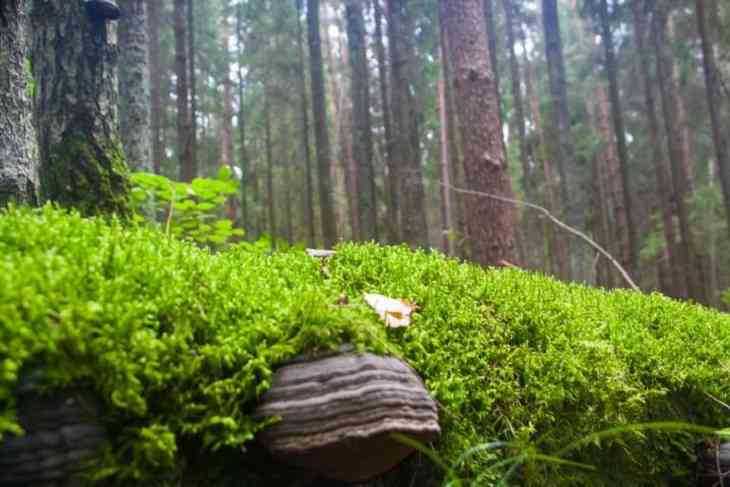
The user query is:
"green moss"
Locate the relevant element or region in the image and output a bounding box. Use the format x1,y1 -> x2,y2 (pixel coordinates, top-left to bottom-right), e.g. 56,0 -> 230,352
1,206 -> 729,486
43,134 -> 130,217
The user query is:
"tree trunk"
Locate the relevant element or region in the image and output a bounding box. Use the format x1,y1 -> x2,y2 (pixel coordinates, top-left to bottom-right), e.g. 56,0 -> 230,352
0,0 -> 38,206
652,5 -> 704,302
695,0 -> 730,241
236,4 -> 249,235
387,0 -> 429,248
147,0 -> 162,175
483,0 -> 502,112
345,0 -> 377,241
187,0 -> 197,177
264,91 -> 275,243
437,46 -> 454,256
373,0 -> 398,243
307,0 -> 337,248
440,0 -> 520,266
295,0 -> 316,247
598,0 -> 638,277
174,0 -> 193,182
541,0 -> 586,281
31,0 -> 130,215
220,1 -> 236,221
118,0 -> 150,172
632,2 -> 684,298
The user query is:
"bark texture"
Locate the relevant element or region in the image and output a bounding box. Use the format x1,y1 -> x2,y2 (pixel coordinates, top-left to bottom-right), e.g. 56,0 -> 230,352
0,0 -> 38,206
345,0 -> 377,241
147,0 -> 162,174
440,0 -> 520,266
31,0 -> 130,215
307,0 -> 337,248
387,0 -> 429,248
174,0 -> 193,182
118,0 -> 151,172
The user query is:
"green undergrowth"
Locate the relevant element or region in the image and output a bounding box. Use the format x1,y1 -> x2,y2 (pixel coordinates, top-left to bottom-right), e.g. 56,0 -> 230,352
1,206 -> 730,486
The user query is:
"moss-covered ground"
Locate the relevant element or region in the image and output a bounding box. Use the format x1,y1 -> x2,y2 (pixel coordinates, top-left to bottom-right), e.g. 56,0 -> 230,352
1,206 -> 729,486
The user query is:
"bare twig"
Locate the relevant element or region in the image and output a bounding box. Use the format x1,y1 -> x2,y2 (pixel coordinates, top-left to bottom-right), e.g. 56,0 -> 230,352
440,181 -> 640,291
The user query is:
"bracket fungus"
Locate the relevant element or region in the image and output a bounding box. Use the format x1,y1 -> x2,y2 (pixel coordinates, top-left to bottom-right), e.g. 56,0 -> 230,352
84,0 -> 121,21
254,352 -> 440,482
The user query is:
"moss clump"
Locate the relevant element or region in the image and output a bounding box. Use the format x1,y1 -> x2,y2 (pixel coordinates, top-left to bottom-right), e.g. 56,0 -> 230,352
1,206 -> 730,486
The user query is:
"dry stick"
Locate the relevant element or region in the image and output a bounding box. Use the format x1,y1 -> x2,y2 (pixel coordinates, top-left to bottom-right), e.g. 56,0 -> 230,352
441,181 -> 640,291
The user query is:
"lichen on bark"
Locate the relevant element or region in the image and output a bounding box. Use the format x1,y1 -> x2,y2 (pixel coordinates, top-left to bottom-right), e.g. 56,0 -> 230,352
31,0 -> 130,216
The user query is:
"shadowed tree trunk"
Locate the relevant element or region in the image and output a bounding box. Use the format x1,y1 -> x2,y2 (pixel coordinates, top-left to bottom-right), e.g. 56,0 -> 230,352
373,0 -> 399,243
307,0 -> 337,248
541,0 -> 586,281
187,0 -> 197,175
236,4 -> 249,234
345,0 -> 377,241
695,0 -> 730,241
387,0 -> 429,248
0,0 -> 38,206
147,0 -> 162,174
437,45 -> 454,256
295,0 -> 316,247
483,0 -> 502,112
264,90 -> 275,243
174,0 -> 193,182
118,0 -> 151,172
598,0 -> 638,277
440,0 -> 520,266
31,0 -> 129,215
632,2 -> 684,298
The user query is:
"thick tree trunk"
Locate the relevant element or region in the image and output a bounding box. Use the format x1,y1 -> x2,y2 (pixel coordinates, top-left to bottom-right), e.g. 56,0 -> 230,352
373,0 -> 399,243
147,0 -> 162,175
632,3 -> 684,298
598,0 -> 638,277
483,0 -> 501,112
541,0 -> 586,281
387,0 -> 429,248
307,0 -> 337,248
695,0 -> 730,241
345,0 -> 377,241
652,6 -> 704,302
440,0 -> 520,266
295,0 -> 316,247
0,0 -> 38,206
118,0 -> 150,172
31,0 -> 130,215
174,0 -> 193,182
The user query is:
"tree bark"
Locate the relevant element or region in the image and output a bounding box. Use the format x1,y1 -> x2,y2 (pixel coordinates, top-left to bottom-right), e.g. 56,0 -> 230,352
695,0 -> 730,241
440,0 -> 520,266
236,4 -> 249,234
31,0 -> 130,215
147,0 -> 162,175
598,0 -> 638,277
632,2 -> 684,298
174,0 -> 193,182
387,0 -> 429,248
264,90 -> 275,243
541,0 -> 586,281
307,0 -> 337,248
118,0 -> 151,172
0,0 -> 38,206
483,0 -> 502,112
345,0 -> 377,241
373,0 -> 399,243
295,0 -> 316,247
437,46 -> 454,256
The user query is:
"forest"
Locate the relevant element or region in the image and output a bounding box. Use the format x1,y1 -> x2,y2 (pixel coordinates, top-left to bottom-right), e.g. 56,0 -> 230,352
1,0 -> 730,486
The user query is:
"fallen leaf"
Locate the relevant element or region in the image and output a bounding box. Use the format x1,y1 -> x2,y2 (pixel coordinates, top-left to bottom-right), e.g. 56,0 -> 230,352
363,293 -> 418,328
306,248 -> 336,258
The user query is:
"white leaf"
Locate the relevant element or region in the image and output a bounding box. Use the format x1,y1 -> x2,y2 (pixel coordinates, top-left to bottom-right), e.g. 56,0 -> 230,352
363,293 -> 418,328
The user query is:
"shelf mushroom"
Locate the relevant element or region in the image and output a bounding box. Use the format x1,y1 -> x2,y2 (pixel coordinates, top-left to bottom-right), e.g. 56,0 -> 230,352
254,352 -> 440,482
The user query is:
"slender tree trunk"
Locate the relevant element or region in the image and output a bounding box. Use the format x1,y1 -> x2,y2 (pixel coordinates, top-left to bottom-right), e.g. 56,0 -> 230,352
236,4 -> 249,234
220,1 -> 236,221
174,0 -> 193,182
187,0 -> 197,176
437,46 -> 454,256
345,0 -> 377,241
147,0 -> 162,175
307,0 -> 337,247
652,5 -> 703,302
118,0 -> 151,172
264,91 -> 275,243
695,0 -> 730,241
0,0 -> 38,206
598,0 -> 638,277
541,0 -> 586,281
440,0 -> 520,266
31,0 -> 130,215
387,0 -> 429,248
373,0 -> 399,243
295,0 -> 316,247
632,3 -> 684,298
